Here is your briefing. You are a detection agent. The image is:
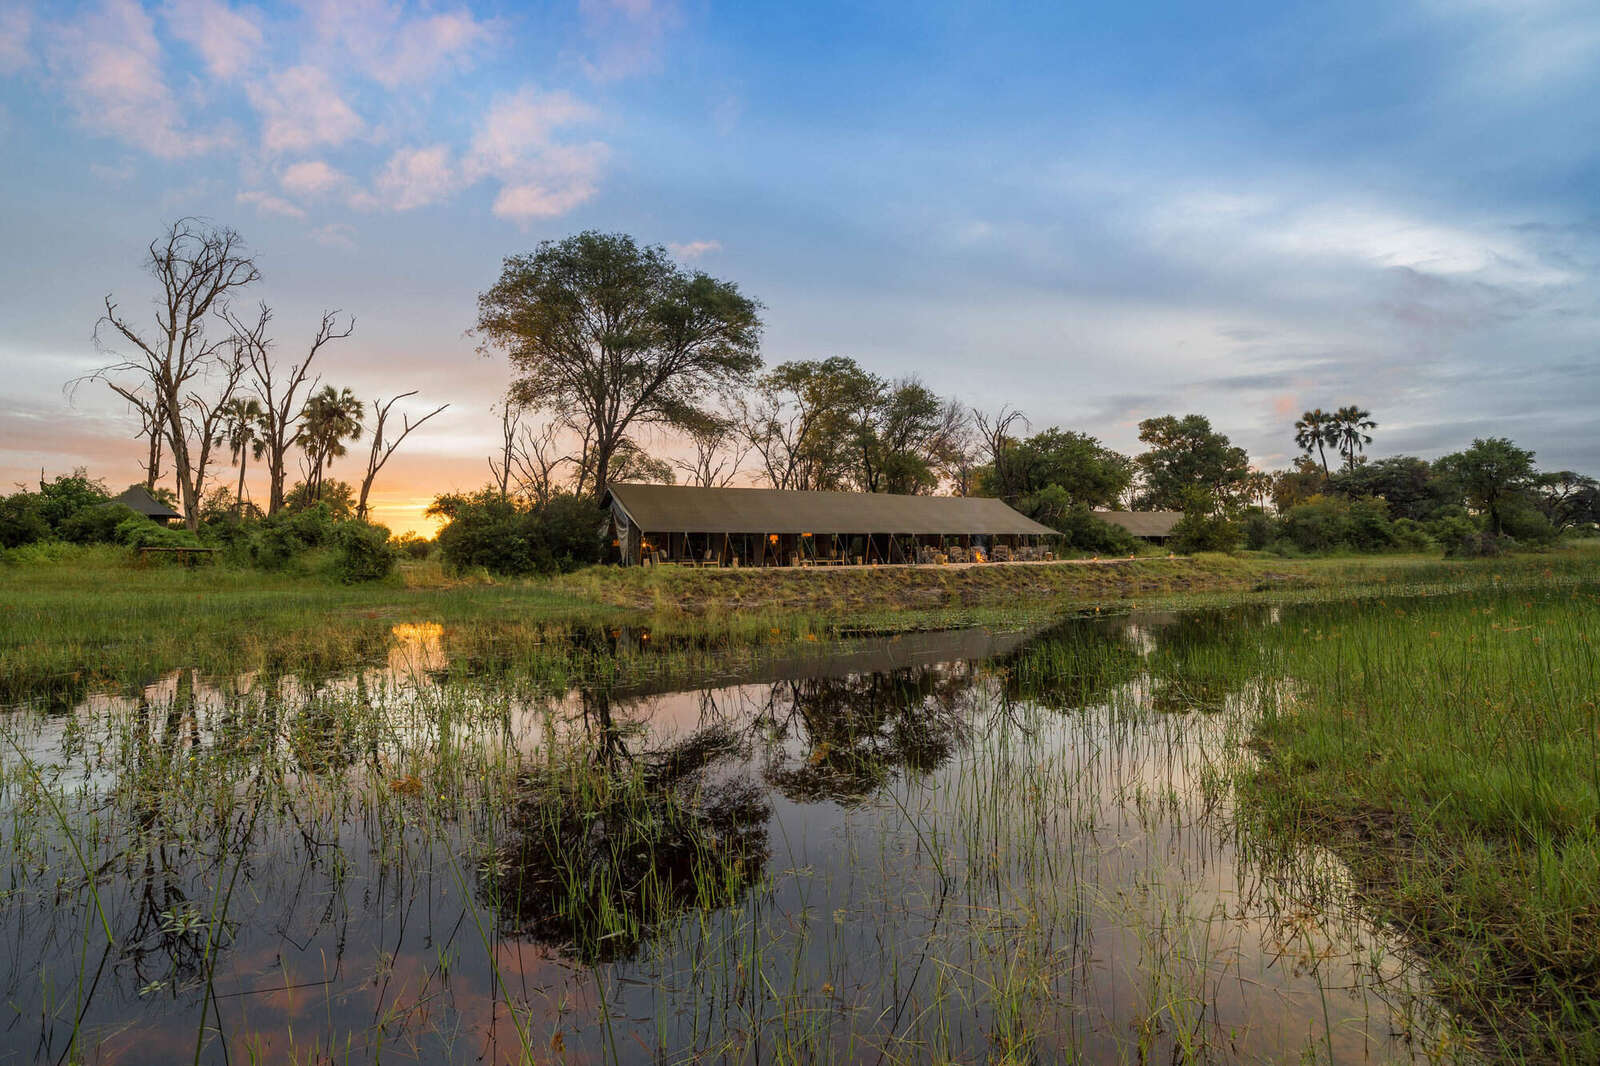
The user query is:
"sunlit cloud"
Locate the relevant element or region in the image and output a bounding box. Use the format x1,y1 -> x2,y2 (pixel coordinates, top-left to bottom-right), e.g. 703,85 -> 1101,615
162,0 -> 264,82
669,240 -> 722,260
237,187 -> 306,218
296,0 -> 491,88
246,64 -> 363,154
48,0 -> 221,157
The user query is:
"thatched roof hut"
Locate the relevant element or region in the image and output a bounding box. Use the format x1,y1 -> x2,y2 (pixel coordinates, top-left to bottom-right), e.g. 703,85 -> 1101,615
108,485 -> 183,523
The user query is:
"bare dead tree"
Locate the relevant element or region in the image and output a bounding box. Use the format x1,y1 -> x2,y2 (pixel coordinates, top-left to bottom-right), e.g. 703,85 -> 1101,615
82,219 -> 260,530
932,399 -> 979,495
231,305 -> 354,515
972,405 -> 1030,502
672,411 -> 747,488
488,399 -> 521,498
510,418 -> 578,505
356,392 -> 449,520
118,388 -> 170,491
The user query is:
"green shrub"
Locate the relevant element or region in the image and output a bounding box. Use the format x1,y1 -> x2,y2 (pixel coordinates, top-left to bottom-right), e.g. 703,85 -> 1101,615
334,521 -> 398,583
393,532 -> 434,560
36,472 -> 109,530
59,503 -> 142,544
0,493 -> 49,549
1390,518 -> 1436,552
1169,489 -> 1240,554
114,516 -> 199,549
432,490 -> 603,575
1443,530 -> 1511,558
1240,510 -> 1276,551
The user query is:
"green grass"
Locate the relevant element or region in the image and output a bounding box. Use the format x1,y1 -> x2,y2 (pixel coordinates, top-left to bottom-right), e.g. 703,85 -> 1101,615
1240,554 -> 1600,1061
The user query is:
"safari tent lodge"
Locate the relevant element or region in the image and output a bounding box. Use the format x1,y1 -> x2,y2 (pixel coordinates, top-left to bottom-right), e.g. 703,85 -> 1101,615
603,483 -> 1060,567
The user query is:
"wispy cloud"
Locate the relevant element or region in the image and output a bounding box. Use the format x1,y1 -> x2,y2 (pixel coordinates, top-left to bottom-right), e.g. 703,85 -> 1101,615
465,87 -> 606,221
578,0 -> 676,81
162,0 -> 263,81
236,188 -> 306,218
246,65 -> 362,154
369,143 -> 456,210
279,158 -> 350,197
297,0 -> 491,88
0,2 -> 33,74
669,239 -> 721,260
48,0 -> 221,157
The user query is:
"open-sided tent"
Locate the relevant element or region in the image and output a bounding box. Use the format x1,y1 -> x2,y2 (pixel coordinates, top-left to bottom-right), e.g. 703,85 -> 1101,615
603,483 -> 1057,566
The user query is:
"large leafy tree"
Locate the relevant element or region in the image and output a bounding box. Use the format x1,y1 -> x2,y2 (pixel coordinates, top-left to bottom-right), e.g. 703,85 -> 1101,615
983,428 -> 1132,509
476,232 -> 764,500
1329,455 -> 1458,522
1134,414 -> 1250,511
1435,437 -> 1536,535
740,357 -> 879,491
851,378 -> 966,495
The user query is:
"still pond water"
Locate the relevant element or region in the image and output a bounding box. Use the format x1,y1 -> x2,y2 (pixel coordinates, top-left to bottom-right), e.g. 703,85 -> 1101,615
0,609 -> 1467,1064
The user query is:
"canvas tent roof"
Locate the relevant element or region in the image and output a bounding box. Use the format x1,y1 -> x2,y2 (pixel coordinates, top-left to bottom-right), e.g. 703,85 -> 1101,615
606,484 -> 1057,536
108,485 -> 183,520
1091,509 -> 1182,538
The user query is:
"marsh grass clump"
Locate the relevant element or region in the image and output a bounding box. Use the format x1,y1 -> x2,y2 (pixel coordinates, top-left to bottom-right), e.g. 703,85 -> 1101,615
485,731 -> 770,963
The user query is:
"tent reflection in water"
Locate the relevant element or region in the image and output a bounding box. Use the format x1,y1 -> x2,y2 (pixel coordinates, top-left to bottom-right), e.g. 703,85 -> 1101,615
602,483 -> 1059,567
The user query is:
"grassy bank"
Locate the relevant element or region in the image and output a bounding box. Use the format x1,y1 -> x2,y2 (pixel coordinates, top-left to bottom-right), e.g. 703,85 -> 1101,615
1240,550 -> 1600,1061
4,542 -> 1595,704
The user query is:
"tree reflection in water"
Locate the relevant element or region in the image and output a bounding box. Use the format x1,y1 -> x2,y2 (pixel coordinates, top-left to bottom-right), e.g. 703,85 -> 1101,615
484,687 -> 770,964
755,668 -> 976,803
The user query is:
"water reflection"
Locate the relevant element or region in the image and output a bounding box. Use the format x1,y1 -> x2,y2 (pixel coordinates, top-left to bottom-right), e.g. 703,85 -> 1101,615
0,610 -> 1471,1064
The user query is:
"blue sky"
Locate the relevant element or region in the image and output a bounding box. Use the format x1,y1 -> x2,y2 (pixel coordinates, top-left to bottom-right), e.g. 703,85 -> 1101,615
2,0 -> 1597,530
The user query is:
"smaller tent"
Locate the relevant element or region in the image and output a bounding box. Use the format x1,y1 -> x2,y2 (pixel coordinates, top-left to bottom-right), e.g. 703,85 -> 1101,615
1091,510 -> 1182,541
108,485 -> 183,524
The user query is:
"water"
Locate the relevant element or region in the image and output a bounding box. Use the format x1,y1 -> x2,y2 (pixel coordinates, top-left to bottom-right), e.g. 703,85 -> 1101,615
0,611 -> 1469,1064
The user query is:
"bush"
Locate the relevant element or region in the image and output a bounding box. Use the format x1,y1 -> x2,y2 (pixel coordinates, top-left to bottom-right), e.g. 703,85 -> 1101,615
1443,530 -> 1511,558
433,490 -> 604,575
0,493 -> 49,549
1390,518 -> 1435,552
114,516 -> 199,549
36,473 -> 109,530
59,503 -> 142,544
334,521 -> 398,583
1240,510 -> 1276,551
1171,511 -> 1241,554
1169,489 -> 1240,554
393,532 -> 434,560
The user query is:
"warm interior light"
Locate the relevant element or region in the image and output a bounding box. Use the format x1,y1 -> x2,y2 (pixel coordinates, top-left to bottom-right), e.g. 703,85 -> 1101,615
769,534 -> 779,543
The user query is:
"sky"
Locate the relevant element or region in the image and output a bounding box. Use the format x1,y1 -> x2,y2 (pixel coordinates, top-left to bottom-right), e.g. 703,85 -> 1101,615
1,0 -> 1597,534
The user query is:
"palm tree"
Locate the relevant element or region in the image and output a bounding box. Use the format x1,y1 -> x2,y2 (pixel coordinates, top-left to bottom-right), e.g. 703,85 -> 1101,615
1293,409 -> 1337,476
299,386 -> 365,501
1333,405 -> 1376,471
215,397 -> 265,519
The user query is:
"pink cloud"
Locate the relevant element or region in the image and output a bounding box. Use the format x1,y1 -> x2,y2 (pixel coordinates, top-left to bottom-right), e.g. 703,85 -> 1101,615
371,144 -> 456,210
0,2 -> 33,74
279,158 -> 349,197
236,188 -> 306,218
247,65 -> 362,154
297,0 -> 490,88
49,0 -> 220,157
464,88 -> 606,222
668,240 -> 721,260
163,0 -> 264,81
